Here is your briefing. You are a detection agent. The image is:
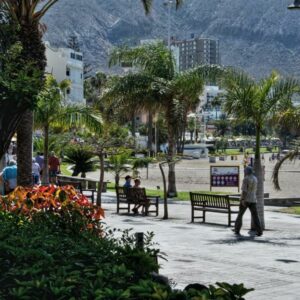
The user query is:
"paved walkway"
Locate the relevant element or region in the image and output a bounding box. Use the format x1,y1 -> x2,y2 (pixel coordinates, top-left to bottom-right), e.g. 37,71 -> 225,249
101,193 -> 300,300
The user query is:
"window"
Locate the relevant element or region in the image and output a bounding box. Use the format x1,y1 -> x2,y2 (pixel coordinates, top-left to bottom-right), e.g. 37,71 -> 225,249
70,53 -> 75,59
76,54 -> 83,61
67,88 -> 71,95
66,67 -> 70,76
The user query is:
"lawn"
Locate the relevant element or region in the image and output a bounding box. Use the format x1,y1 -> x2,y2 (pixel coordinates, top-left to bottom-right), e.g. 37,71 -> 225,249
219,147 -> 277,156
60,162 -> 72,176
280,207 -> 300,215
107,182 -> 228,201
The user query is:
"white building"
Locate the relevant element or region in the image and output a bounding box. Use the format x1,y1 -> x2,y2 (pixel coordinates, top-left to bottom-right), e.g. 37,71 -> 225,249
45,42 -> 84,104
198,85 -> 225,121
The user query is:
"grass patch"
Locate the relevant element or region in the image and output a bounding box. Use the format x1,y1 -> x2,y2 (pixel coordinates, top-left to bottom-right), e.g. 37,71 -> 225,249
280,207 -> 300,215
60,162 -> 72,176
216,147 -> 277,156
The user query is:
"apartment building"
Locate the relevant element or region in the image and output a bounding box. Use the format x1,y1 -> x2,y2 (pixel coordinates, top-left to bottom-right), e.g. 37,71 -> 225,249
171,36 -> 220,72
45,42 -> 84,104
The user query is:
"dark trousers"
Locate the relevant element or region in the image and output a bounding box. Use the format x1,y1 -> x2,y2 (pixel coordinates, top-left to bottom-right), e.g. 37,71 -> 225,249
235,202 -> 262,234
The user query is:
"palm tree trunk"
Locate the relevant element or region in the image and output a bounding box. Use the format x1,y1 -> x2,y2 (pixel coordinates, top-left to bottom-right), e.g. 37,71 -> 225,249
96,152 -> 105,207
254,158 -> 265,229
253,125 -> 265,229
17,110 -> 33,186
166,103 -> 177,197
42,125 -> 49,185
159,161 -> 168,219
0,109 -> 23,160
147,112 -> 153,153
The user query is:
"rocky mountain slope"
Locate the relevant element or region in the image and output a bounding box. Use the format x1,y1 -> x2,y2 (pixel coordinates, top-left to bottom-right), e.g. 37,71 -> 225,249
43,0 -> 300,78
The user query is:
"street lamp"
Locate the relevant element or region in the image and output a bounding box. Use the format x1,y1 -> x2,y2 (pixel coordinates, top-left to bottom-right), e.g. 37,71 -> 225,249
288,0 -> 300,9
164,0 -> 174,49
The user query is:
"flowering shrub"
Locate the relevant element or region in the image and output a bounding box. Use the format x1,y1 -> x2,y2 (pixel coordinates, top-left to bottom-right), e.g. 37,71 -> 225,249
0,185 -> 104,232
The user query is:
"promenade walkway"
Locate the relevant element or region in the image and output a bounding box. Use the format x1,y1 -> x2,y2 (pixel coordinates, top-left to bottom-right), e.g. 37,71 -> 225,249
102,193 -> 300,300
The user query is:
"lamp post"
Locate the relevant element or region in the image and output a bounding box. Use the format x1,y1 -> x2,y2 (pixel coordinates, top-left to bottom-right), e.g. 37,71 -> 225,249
288,0 -> 300,9
164,0 -> 174,49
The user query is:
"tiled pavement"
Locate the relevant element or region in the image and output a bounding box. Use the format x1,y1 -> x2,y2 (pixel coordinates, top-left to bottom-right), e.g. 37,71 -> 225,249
101,193 -> 300,300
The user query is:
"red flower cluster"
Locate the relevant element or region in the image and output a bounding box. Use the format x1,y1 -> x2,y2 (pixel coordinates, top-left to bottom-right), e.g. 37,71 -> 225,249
0,185 -> 105,228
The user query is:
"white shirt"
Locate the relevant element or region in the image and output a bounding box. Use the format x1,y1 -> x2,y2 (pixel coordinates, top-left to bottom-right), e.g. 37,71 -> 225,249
32,162 -> 41,176
242,174 -> 257,203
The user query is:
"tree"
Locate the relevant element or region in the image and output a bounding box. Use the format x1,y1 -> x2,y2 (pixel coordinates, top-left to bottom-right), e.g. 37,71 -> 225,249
0,7 -> 41,162
34,75 -> 102,184
106,43 -> 220,196
0,0 -> 163,186
64,145 -> 96,178
223,70 -> 300,229
0,0 -> 59,186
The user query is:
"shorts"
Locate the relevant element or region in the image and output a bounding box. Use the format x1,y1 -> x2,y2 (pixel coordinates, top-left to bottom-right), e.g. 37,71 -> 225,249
49,170 -> 58,177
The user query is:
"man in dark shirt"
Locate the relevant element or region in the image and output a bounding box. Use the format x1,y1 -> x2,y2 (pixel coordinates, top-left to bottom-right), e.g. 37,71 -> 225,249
49,151 -> 60,184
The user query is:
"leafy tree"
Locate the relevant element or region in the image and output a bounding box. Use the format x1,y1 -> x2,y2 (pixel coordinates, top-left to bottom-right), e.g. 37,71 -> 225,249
223,70 -> 300,229
106,150 -> 132,187
106,43 -> 220,196
34,74 -> 102,184
0,8 -> 41,163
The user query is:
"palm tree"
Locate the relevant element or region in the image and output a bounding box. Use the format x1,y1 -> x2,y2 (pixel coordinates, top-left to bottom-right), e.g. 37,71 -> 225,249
106,43 -> 221,196
35,75 -> 102,184
0,0 -> 171,186
223,70 -> 300,229
64,145 -> 96,178
0,0 -> 59,186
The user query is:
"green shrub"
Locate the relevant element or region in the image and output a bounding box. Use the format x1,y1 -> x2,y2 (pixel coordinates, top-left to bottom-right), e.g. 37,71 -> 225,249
0,212 -> 253,299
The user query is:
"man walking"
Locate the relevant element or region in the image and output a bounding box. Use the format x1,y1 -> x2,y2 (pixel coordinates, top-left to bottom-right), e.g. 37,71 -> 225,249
234,166 -> 263,236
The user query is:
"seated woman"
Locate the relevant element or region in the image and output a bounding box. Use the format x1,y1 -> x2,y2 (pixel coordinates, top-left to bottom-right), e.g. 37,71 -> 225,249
131,178 -> 149,214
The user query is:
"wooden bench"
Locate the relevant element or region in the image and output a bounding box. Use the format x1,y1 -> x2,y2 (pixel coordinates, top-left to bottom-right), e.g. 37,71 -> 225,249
58,180 -> 96,204
116,186 -> 159,216
190,192 -> 239,226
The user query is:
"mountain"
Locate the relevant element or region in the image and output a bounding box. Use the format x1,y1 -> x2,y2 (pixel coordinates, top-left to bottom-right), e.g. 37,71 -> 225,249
43,0 -> 300,78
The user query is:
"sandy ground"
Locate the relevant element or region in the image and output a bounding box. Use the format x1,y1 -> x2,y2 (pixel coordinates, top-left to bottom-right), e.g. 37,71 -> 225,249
87,153 -> 300,198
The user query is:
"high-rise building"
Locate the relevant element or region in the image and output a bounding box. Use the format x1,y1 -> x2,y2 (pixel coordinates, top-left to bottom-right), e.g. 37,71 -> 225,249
45,42 -> 84,105
171,36 -> 220,72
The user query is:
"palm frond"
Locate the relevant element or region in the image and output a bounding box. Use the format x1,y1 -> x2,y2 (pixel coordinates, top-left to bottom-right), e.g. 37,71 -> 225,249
272,149 -> 300,190
54,106 -> 103,135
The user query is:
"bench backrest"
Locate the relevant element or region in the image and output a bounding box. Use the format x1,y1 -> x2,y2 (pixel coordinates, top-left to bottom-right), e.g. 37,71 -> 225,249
190,192 -> 230,208
58,180 -> 83,193
116,186 -> 147,203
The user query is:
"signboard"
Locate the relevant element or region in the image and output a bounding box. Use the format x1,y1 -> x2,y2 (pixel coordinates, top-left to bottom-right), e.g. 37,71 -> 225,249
210,166 -> 240,191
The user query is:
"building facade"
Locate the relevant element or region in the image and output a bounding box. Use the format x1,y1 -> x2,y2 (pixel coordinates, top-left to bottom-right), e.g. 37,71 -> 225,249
171,36 -> 220,72
45,42 -> 84,104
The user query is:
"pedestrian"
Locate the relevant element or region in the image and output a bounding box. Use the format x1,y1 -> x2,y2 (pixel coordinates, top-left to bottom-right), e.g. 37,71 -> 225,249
0,160 -> 17,194
49,151 -> 60,184
123,175 -> 132,188
35,152 -> 44,175
32,158 -> 41,185
234,166 -> 263,236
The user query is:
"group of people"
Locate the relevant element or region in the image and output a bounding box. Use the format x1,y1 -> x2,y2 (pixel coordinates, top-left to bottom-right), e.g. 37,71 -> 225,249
0,151 -> 61,195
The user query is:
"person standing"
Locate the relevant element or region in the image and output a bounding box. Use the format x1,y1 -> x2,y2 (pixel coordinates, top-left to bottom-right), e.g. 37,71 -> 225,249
32,158 -> 41,185
35,152 -> 44,176
234,166 -> 263,236
0,160 -> 17,194
49,151 -> 60,184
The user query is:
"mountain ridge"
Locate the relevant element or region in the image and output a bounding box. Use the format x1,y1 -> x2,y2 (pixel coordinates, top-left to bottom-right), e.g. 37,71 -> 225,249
43,0 -> 300,78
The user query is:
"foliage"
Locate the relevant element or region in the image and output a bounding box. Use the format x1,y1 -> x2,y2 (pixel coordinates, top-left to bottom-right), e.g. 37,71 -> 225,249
0,185 -> 104,232
0,211 -> 253,299
107,149 -> 132,185
64,144 -> 97,177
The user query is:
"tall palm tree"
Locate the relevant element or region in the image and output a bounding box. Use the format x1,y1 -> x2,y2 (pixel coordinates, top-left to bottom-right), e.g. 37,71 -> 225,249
0,0 -> 59,186
35,75 -> 102,184
223,70 -> 300,229
106,43 -> 220,196
1,0 -> 168,186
